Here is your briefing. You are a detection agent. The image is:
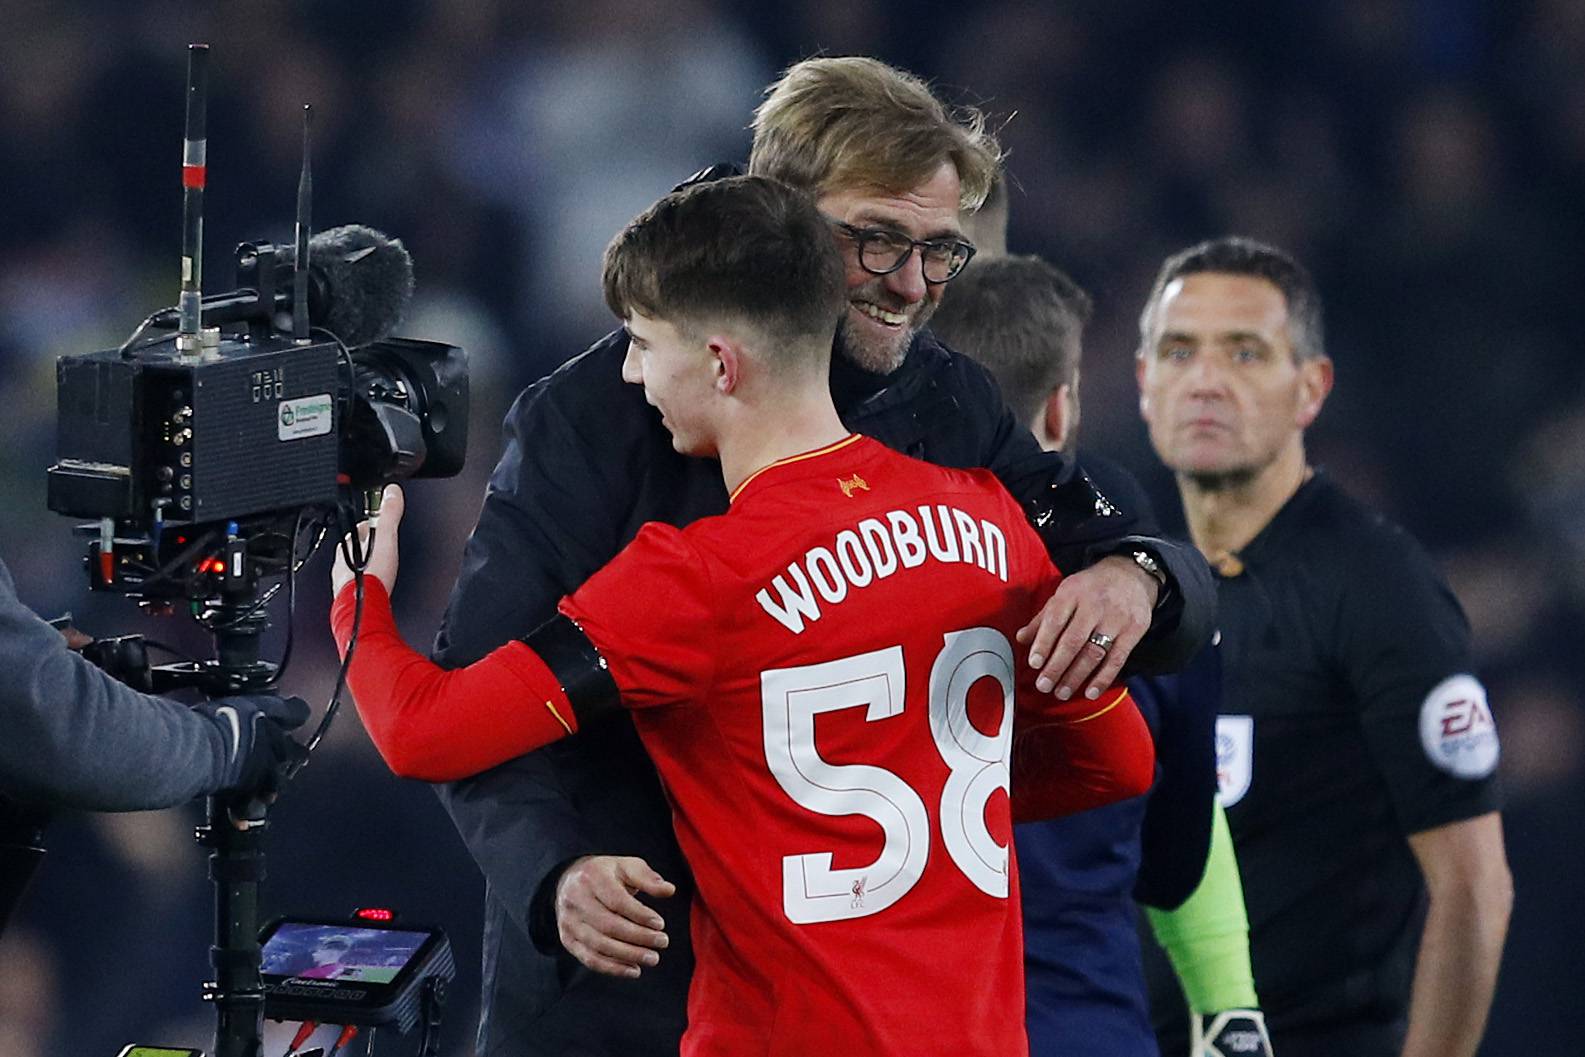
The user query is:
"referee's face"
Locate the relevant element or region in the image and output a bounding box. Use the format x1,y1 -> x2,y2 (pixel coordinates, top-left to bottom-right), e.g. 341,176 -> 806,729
1137,272 -> 1331,484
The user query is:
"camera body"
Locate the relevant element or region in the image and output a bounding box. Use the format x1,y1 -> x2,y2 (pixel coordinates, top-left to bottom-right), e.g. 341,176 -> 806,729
46,229 -> 466,607
50,335 -> 343,525
49,331 -> 466,529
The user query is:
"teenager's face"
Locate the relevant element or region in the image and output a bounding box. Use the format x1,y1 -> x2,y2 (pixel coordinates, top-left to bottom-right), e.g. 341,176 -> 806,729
620,312 -> 721,456
818,160 -> 964,374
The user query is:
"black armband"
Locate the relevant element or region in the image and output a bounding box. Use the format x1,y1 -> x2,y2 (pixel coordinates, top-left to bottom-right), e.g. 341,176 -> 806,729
520,614 -> 622,728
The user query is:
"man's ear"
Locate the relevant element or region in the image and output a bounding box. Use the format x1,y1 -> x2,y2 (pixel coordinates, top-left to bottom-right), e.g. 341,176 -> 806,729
1040,384 -> 1074,453
1296,355 -> 1333,429
708,336 -> 741,394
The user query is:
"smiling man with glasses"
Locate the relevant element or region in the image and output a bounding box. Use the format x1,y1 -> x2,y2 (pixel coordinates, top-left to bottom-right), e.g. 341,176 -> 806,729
430,55 -> 1216,1057
813,169 -> 970,373
832,220 -> 976,285
823,215 -> 977,367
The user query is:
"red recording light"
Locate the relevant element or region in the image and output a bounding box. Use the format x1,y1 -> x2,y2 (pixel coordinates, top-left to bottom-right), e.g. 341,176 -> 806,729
354,906 -> 395,922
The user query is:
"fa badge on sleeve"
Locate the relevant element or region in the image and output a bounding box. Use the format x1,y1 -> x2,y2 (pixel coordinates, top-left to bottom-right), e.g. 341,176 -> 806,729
1419,673 -> 1499,779
1214,715 -> 1254,807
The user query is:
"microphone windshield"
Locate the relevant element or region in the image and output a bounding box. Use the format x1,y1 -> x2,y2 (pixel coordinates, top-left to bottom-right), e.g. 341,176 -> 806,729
285,224 -> 415,347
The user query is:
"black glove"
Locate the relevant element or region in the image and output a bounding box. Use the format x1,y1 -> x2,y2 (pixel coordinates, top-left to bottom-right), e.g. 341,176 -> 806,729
196,694 -> 311,798
1192,1009 -> 1273,1057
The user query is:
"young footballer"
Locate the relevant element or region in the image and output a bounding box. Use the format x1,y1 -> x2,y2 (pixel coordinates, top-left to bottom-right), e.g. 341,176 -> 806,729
330,175 -> 1154,1056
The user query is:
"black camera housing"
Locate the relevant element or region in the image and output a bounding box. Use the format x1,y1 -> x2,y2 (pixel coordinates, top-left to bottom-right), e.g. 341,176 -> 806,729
50,335 -> 341,524
49,333 -> 465,527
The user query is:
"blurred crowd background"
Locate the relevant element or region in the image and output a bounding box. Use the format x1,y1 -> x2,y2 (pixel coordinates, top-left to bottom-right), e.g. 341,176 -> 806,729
1,1 -> 1580,1054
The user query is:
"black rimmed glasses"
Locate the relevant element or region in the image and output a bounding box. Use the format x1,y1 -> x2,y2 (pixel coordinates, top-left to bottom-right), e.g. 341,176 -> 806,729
831,221 -> 977,284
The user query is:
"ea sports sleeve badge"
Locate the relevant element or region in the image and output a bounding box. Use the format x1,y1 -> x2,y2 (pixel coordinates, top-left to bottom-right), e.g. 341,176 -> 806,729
1418,673 -> 1499,780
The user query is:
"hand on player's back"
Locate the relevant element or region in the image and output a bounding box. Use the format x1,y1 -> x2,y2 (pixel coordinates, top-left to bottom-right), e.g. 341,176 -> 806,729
1017,554 -> 1157,702
555,854 -> 676,978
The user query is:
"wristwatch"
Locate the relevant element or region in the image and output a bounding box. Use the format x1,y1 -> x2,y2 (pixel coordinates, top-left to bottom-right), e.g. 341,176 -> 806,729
1130,548 -> 1167,589
1128,548 -> 1172,611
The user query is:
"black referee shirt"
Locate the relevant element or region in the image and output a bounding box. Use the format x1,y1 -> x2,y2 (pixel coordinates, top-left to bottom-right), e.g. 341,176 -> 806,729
1145,472 -> 1501,1055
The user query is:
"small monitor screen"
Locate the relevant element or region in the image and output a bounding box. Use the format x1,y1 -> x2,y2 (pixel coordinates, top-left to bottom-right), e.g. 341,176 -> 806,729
261,922 -> 431,985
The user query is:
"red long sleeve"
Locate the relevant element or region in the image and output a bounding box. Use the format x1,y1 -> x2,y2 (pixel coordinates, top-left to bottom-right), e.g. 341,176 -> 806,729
1010,686 -> 1157,823
331,579 -> 578,781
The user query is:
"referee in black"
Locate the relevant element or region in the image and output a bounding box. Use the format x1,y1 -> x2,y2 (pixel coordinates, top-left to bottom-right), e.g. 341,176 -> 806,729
1134,237 -> 1511,1057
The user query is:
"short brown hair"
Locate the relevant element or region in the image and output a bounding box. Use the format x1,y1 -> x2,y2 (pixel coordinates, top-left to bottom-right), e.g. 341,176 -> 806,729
749,56 -> 1003,211
1139,236 -> 1326,361
930,255 -> 1093,426
602,175 -> 847,363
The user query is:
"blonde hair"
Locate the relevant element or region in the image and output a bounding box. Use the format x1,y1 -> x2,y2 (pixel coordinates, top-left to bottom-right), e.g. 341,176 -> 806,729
749,56 -> 1003,211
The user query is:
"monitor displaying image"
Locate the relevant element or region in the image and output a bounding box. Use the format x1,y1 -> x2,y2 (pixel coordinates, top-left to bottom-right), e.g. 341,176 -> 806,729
261,922 -> 432,985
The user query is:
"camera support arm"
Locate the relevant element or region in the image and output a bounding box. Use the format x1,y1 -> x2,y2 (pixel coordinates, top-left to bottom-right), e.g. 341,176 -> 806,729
200,791 -> 271,1057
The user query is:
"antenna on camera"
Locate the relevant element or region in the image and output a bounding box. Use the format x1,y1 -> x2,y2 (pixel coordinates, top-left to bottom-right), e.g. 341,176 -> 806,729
293,104 -> 313,342
177,43 -> 209,357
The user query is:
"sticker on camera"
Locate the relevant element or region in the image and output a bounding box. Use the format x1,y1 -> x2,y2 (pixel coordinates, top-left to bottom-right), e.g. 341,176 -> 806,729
278,394 -> 335,441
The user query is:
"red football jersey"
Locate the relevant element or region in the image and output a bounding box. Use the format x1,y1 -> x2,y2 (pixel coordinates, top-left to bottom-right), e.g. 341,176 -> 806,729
560,434 -> 1147,1057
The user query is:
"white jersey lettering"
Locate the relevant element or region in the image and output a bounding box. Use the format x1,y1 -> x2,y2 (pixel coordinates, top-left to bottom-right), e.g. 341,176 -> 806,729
981,518 -> 1007,582
953,508 -> 985,573
756,564 -> 823,634
858,517 -> 899,579
834,529 -> 874,588
921,505 -> 961,563
759,506 -> 1019,633
888,510 -> 928,568
806,546 -> 848,605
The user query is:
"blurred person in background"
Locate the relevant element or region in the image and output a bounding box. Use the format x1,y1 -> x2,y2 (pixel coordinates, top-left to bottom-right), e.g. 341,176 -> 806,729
1133,236 -> 1511,1057
959,168 -> 1009,257
933,249 -> 1271,1057
0,556 -> 310,940
430,55 -> 1214,1057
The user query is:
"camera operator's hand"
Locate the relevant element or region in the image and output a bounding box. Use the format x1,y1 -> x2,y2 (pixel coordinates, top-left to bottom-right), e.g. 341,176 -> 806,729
331,484 -> 404,598
57,625 -> 93,651
196,693 -> 311,798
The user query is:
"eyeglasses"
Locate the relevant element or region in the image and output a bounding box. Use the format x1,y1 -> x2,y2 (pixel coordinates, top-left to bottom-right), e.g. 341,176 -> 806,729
832,221 -> 976,284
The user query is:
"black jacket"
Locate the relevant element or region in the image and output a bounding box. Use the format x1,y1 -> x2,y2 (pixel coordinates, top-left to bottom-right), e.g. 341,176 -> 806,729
432,328 -> 1215,1056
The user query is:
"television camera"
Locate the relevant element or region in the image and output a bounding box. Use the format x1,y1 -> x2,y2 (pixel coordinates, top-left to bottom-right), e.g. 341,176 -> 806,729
37,44 -> 469,1057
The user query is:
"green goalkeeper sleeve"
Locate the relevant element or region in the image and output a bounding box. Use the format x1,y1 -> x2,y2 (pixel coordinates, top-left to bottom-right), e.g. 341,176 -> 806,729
1145,800 -> 1259,1013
